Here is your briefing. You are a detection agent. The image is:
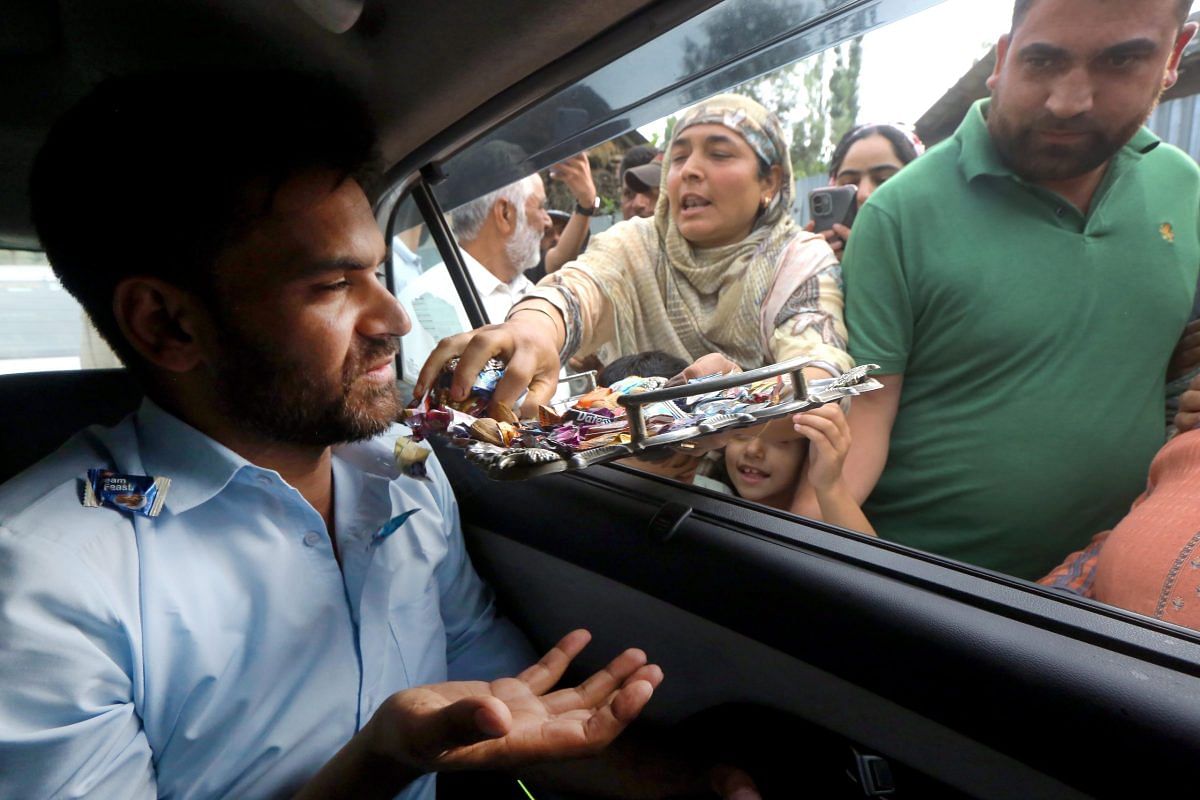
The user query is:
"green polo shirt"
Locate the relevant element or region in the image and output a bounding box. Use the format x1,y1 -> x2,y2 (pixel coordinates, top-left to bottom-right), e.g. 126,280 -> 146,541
844,98 -> 1200,580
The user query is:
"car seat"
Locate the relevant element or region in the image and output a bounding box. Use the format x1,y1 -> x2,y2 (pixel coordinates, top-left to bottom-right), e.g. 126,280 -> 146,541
0,368 -> 142,484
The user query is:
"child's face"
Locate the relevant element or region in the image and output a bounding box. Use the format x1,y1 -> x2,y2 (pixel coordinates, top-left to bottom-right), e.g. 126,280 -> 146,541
724,425 -> 807,509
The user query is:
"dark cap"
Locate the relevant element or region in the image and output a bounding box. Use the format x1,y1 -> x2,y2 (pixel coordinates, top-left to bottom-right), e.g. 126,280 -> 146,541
623,160 -> 662,193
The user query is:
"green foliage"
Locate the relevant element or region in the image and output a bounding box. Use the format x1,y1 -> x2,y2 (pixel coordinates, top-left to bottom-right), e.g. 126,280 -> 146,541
735,37 -> 862,179
678,0 -> 863,179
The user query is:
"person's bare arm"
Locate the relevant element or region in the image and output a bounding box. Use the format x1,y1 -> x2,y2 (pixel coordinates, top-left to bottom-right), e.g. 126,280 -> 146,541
545,153 -> 596,274
791,373 -> 902,519
793,404 -> 875,535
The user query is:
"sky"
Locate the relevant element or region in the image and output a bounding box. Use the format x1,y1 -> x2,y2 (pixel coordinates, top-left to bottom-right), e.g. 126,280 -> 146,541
640,0 -> 1200,140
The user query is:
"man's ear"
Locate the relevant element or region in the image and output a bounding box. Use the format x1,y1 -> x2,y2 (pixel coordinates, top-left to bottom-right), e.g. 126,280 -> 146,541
1165,22 -> 1198,89
492,197 -> 517,236
986,34 -> 1010,92
112,277 -> 208,373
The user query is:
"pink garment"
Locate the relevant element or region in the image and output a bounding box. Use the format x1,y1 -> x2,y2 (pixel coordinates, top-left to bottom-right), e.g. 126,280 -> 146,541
1041,429 -> 1200,630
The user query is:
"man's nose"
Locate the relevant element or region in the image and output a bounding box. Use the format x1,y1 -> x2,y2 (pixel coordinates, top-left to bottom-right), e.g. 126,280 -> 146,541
1046,67 -> 1095,118
364,276 -> 411,337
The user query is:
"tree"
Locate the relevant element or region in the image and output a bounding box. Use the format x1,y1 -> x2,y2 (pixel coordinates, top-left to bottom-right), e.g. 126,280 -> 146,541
743,37 -> 861,178
677,0 -> 864,178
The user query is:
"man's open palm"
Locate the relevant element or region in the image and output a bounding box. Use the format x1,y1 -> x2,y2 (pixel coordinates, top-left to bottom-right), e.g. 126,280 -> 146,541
370,629 -> 662,772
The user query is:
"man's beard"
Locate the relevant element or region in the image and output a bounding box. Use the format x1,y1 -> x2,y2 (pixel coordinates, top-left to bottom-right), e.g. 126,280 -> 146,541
505,206 -> 543,272
987,91 -> 1157,183
210,316 -> 401,447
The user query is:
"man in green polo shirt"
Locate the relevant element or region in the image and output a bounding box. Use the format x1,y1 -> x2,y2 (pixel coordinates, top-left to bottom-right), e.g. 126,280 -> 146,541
837,0 -> 1200,580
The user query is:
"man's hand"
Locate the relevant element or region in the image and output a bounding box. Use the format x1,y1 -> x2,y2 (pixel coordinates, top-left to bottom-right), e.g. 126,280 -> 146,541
414,303 -> 563,418
803,220 -> 851,262
365,630 -> 662,773
1169,319 -> 1200,382
550,152 -> 597,208
793,403 -> 851,492
1176,371 -> 1200,432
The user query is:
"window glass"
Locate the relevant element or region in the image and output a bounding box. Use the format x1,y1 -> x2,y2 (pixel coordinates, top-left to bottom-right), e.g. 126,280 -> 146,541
394,0 -> 1200,637
0,249 -> 92,375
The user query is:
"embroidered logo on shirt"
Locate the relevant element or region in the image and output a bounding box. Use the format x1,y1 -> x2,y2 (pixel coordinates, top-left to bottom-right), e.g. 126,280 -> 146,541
1160,222 -> 1175,243
372,509 -> 420,543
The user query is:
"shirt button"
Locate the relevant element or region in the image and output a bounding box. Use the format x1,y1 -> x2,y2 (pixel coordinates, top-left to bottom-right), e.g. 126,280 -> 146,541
256,475 -> 272,487
1055,206 -> 1066,218
303,531 -> 322,547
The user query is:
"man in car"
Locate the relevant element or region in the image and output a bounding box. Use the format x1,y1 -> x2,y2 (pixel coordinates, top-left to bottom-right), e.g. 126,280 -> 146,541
830,0 -> 1200,579
0,71 -> 752,800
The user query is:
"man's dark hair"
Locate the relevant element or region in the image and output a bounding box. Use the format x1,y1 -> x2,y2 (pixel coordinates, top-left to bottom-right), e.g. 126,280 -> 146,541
600,350 -> 689,464
1011,0 -> 1191,31
619,144 -> 660,178
30,69 -> 377,370
599,350 -> 689,386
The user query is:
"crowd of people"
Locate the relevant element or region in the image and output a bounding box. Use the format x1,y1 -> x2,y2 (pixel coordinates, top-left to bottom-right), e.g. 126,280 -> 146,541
419,0 -> 1200,620
4,0 -> 1200,797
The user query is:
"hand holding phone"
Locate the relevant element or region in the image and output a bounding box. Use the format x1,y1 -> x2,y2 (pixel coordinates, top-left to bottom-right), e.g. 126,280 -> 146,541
809,185 -> 858,233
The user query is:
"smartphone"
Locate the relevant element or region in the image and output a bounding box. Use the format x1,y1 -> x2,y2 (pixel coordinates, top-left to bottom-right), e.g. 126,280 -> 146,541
809,185 -> 858,232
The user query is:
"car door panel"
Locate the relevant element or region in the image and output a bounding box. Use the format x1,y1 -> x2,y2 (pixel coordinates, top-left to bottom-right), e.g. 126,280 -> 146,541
436,444 -> 1200,797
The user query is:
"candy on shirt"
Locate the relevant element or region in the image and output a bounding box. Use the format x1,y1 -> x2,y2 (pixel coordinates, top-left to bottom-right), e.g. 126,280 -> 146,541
394,436 -> 432,479
82,469 -> 171,517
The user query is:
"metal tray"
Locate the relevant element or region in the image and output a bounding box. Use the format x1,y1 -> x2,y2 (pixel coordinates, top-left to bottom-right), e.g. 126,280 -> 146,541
456,358 -> 882,481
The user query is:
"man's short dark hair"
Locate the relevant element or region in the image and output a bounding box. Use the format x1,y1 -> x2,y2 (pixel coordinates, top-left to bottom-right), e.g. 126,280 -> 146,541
619,144 -> 661,178
30,69 -> 377,370
599,350 -> 689,386
1011,0 -> 1191,31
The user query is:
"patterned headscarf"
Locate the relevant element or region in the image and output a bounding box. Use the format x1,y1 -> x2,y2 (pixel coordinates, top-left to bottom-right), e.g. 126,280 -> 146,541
529,93 -> 832,371
637,93 -> 800,366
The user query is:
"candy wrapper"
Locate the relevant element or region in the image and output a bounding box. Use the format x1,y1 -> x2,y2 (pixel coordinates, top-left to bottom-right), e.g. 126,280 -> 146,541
402,357 -> 883,480
394,436 -> 432,480
83,469 -> 171,517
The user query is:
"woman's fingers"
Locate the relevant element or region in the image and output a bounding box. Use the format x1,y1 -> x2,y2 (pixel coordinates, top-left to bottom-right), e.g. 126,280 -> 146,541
414,331 -> 476,398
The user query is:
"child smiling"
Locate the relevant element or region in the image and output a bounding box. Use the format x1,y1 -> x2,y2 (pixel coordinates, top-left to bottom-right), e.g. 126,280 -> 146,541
725,404 -> 875,535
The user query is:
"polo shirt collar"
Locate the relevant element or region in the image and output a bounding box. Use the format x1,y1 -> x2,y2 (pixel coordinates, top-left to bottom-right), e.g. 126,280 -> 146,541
135,398 -> 253,515
461,249 -> 531,296
956,97 -> 1162,184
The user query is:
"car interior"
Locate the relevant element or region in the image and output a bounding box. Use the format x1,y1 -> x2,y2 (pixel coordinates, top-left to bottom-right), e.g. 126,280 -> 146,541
5,0 -> 1200,797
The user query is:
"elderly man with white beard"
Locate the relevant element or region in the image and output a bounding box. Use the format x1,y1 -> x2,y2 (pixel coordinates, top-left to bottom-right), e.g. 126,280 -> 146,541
398,173 -> 551,382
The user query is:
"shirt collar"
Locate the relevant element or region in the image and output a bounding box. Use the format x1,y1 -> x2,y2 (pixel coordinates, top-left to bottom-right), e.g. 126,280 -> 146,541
134,400 -> 400,528
460,249 -> 532,296
135,398 -> 255,515
957,97 -> 1162,183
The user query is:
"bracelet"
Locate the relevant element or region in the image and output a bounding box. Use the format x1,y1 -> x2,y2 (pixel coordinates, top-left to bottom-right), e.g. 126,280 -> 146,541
506,305 -> 559,329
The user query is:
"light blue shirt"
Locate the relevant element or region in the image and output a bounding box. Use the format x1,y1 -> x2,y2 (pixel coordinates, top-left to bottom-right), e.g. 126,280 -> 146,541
0,400 -> 535,799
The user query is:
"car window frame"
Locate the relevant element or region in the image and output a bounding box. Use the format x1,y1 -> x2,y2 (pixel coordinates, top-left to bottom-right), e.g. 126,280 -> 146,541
375,0 -> 1200,660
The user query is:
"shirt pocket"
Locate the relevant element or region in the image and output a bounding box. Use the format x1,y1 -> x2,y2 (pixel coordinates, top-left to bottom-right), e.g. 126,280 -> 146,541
387,582 -> 448,688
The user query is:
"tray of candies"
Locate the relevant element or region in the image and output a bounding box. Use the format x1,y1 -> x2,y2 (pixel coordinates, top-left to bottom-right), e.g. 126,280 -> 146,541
400,356 -> 882,481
